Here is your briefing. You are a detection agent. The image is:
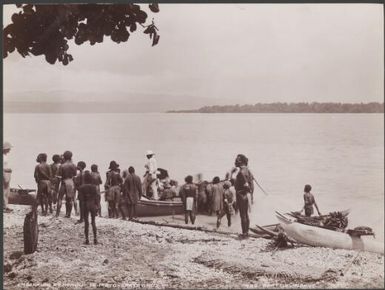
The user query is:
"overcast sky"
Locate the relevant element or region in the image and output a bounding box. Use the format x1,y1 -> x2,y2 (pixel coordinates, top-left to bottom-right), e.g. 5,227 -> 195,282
3,4 -> 384,111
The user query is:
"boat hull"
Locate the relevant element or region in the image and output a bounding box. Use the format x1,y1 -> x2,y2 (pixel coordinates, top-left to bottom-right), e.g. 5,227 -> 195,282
136,198 -> 184,217
8,188 -> 37,206
277,214 -> 384,254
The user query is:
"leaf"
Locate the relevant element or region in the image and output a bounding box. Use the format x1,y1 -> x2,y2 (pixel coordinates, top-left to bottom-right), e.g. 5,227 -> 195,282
129,23 -> 136,32
143,26 -> 154,34
4,3 -> 159,65
149,3 -> 159,13
136,10 -> 147,24
62,56 -> 69,65
152,34 -> 160,46
23,4 -> 34,15
45,53 -> 57,64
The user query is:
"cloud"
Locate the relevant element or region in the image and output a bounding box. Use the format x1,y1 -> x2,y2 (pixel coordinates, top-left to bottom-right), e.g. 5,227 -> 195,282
3,3 -> 384,111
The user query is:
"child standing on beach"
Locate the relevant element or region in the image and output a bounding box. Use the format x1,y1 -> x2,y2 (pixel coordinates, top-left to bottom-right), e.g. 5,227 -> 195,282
300,184 -> 321,217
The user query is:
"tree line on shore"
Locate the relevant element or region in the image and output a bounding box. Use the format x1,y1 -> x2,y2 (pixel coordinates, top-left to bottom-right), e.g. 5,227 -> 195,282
168,102 -> 384,113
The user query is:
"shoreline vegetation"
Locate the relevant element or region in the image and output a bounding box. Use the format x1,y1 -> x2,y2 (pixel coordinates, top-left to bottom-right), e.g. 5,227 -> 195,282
4,102 -> 384,114
167,102 -> 384,113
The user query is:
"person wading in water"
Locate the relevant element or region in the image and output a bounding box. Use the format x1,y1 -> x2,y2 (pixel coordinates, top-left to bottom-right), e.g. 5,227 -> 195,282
300,184 -> 321,217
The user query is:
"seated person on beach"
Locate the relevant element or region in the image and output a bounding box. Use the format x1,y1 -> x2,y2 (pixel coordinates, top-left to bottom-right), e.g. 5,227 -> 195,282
300,184 -> 321,217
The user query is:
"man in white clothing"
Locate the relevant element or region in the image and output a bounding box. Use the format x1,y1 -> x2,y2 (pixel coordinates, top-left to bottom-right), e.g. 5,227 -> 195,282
3,142 -> 13,212
143,150 -> 159,200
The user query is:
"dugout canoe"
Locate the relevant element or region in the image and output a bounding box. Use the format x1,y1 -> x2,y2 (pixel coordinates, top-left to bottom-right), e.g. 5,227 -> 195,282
9,188 -> 37,206
250,223 -> 280,236
276,212 -> 384,255
136,196 -> 184,217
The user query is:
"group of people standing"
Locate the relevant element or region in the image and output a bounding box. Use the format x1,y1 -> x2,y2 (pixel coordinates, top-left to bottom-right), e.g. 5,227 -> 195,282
3,141 -> 322,242
32,150 -> 144,244
3,143 -> 257,240
104,160 -> 143,220
34,151 -> 144,220
179,154 -> 255,238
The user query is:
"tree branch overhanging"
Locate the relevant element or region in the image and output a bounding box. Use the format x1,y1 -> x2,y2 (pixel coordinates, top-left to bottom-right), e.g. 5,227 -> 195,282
3,3 -> 160,65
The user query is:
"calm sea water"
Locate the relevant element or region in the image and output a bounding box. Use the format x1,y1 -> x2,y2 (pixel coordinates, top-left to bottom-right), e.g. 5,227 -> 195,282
4,113 -> 384,238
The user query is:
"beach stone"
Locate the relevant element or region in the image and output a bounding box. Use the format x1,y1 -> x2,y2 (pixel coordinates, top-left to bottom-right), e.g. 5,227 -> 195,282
10,251 -> 23,260
103,259 -> 109,265
8,272 -> 17,279
4,263 -> 12,273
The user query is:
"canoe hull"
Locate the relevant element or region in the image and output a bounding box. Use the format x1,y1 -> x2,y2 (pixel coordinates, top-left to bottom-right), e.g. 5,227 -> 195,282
8,188 -> 37,206
277,214 -> 384,254
136,198 -> 184,217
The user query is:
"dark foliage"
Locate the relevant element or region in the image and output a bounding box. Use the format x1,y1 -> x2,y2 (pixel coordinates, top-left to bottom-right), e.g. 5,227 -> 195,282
3,3 -> 160,65
169,102 -> 384,113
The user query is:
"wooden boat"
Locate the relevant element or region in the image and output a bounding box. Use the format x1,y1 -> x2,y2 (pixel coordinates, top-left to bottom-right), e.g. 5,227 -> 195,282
287,209 -> 350,230
136,196 -> 184,217
9,188 -> 37,206
250,223 -> 280,236
276,212 -> 384,254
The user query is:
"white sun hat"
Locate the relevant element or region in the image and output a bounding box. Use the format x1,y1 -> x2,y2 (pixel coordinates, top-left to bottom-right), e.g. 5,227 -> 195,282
146,150 -> 155,156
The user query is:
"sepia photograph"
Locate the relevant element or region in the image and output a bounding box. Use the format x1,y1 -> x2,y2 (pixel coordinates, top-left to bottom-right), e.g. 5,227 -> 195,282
2,2 -> 384,289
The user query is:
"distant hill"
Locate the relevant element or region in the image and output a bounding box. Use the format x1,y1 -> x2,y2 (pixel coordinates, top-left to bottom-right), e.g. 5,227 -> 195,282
168,102 -> 384,113
4,101 -> 147,113
3,90 -> 223,113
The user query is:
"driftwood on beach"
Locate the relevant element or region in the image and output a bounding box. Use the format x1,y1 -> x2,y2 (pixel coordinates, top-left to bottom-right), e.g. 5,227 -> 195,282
130,219 -> 272,240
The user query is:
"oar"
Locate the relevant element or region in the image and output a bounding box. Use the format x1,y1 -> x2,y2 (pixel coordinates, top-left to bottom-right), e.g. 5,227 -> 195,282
252,177 -> 268,196
17,184 -> 35,194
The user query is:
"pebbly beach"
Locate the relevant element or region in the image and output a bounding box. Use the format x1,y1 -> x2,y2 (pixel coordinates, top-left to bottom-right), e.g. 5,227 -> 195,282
3,205 -> 384,289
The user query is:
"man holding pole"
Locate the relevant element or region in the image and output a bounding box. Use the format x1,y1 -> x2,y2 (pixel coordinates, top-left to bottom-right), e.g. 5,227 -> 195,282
230,154 -> 254,238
